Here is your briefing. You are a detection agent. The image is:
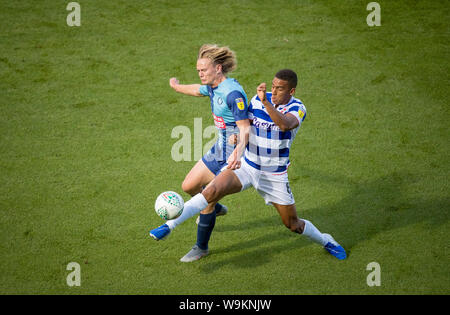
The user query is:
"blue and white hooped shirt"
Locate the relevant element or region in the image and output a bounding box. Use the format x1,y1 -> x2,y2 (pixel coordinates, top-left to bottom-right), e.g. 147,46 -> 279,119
245,92 -> 306,173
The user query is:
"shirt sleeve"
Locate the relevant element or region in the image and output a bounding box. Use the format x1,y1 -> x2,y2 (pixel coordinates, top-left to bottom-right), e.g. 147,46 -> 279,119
199,85 -> 209,96
226,90 -> 249,121
287,103 -> 307,125
247,95 -> 256,120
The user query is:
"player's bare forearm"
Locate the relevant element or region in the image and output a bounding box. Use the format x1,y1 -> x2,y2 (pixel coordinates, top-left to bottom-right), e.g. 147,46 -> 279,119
227,119 -> 250,169
262,99 -> 298,131
169,77 -> 202,96
226,140 -> 246,170
235,130 -> 248,157
257,83 -> 298,131
236,119 -> 250,152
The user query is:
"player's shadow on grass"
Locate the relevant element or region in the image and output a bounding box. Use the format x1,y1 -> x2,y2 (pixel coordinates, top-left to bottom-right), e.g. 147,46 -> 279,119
299,169 -> 448,254
200,231 -> 308,273
200,169 -> 448,271
213,215 -> 281,233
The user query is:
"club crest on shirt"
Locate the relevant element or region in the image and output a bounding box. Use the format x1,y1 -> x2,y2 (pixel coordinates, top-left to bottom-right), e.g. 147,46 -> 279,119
298,108 -> 306,120
235,98 -> 245,110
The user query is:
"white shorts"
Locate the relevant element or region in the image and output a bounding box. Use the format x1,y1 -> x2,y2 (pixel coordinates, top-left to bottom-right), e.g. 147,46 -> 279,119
233,158 -> 295,205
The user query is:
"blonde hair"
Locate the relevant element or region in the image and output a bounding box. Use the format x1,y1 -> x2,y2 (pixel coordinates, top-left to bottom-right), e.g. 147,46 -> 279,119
198,44 -> 237,75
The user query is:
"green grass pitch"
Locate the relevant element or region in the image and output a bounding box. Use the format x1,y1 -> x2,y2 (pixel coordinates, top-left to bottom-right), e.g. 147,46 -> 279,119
0,0 -> 448,295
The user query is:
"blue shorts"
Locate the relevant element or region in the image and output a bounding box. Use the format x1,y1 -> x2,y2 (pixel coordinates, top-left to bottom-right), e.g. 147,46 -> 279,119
202,137 -> 235,176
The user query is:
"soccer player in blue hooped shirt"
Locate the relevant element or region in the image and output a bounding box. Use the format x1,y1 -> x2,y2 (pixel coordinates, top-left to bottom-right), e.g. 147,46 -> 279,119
152,69 -> 346,262
150,44 -> 251,243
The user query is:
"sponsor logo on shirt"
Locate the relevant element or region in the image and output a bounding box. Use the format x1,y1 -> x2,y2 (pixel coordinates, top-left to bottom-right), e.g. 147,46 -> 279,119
252,117 -> 280,131
213,113 -> 226,129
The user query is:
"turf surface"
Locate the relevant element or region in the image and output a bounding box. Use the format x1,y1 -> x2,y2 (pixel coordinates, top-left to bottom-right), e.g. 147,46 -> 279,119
0,0 -> 448,294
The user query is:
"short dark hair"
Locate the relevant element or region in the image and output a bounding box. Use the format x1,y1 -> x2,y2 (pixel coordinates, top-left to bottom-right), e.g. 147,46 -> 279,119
275,69 -> 297,89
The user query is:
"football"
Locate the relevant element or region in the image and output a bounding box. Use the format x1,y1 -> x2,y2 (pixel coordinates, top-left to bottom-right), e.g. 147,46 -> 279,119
154,191 -> 184,220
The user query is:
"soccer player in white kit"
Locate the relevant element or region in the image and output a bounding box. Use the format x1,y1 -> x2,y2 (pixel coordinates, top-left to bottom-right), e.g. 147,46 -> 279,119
152,69 -> 346,262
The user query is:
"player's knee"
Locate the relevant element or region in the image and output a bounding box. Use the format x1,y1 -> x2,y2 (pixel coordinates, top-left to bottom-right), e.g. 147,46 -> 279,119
180,181 -> 191,194
181,180 -> 197,196
202,183 -> 220,203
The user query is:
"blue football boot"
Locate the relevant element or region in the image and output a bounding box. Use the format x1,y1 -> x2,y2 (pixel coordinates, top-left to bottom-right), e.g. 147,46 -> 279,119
149,224 -> 171,241
323,233 -> 347,260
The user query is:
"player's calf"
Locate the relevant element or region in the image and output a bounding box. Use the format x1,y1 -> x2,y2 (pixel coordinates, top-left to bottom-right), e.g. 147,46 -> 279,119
283,218 -> 305,234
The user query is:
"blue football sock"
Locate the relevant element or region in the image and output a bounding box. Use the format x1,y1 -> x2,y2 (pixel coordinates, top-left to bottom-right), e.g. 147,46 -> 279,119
196,211 -> 217,250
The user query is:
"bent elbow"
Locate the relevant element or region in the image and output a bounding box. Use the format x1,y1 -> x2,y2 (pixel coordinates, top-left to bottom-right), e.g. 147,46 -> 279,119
279,125 -> 291,132
279,121 -> 299,132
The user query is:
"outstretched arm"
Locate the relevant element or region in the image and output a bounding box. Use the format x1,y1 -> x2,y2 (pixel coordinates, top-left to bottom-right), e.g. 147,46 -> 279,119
169,77 -> 203,96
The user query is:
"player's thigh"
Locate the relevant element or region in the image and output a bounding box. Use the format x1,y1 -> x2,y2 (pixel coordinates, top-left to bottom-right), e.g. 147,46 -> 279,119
182,159 -> 215,194
256,172 -> 295,206
203,169 -> 243,203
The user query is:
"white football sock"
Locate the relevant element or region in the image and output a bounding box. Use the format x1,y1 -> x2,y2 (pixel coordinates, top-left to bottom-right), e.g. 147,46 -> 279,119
166,193 -> 208,230
301,219 -> 327,246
